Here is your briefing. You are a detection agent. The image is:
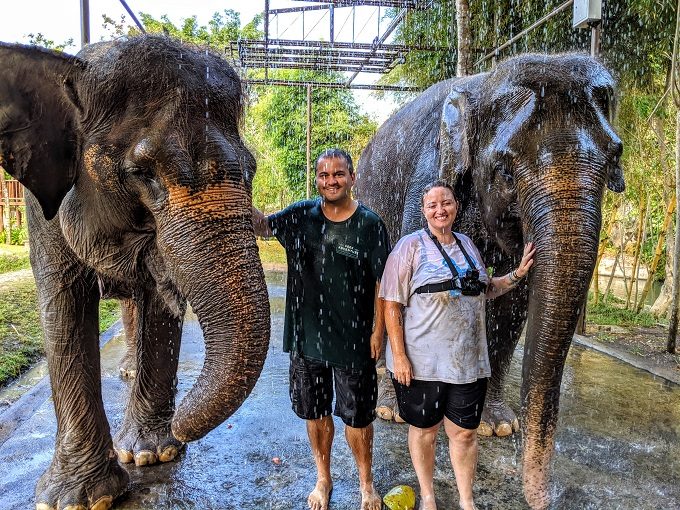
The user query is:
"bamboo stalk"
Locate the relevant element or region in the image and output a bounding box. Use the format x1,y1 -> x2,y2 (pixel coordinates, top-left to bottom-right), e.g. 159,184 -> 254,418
637,197 -> 677,312
626,193 -> 647,308
594,202 -> 620,305
604,240 -> 622,303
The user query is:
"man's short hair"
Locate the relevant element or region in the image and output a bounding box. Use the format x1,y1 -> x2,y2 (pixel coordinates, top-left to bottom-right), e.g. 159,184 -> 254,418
315,148 -> 354,175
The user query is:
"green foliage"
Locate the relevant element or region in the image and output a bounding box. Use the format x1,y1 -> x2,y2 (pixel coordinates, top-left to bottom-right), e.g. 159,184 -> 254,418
587,291 -> 660,327
99,300 -> 122,333
0,277 -> 122,387
0,251 -> 30,274
382,1 -> 675,92
246,69 -> 377,208
257,239 -> 286,266
0,280 -> 41,385
9,226 -> 28,246
26,32 -> 74,52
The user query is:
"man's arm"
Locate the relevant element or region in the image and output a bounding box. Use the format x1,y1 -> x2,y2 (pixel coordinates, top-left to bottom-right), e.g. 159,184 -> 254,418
370,281 -> 385,360
385,300 -> 412,386
251,206 -> 273,237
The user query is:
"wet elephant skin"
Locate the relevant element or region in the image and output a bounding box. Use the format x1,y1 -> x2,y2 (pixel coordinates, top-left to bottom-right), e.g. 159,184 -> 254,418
355,53 -> 624,509
0,36 -> 270,509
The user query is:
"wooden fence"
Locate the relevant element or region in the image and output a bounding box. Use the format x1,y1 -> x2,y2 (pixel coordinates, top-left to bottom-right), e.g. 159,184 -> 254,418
0,172 -> 25,243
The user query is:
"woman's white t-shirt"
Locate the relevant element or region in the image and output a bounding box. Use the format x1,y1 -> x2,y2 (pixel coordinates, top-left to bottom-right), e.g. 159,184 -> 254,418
379,229 -> 491,384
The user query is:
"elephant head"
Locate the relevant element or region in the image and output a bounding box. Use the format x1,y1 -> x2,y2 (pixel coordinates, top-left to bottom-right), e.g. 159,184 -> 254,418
0,37 -> 270,442
439,54 -> 624,508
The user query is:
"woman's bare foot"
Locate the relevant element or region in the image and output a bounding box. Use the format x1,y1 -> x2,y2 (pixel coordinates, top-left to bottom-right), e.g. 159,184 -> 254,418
419,494 -> 437,510
360,483 -> 382,510
459,498 -> 478,510
308,480 -> 332,510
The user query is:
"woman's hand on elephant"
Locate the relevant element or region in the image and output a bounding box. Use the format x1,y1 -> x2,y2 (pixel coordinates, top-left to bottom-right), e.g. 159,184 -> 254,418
392,353 -> 413,386
516,242 -> 535,278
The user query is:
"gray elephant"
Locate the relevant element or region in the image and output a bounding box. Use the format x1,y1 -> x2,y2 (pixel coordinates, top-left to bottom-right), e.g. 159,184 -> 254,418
0,36 -> 270,509
355,53 -> 624,509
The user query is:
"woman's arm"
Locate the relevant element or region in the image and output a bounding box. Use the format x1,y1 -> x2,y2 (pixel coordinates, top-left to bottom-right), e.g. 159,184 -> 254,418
385,300 -> 413,386
486,242 -> 536,299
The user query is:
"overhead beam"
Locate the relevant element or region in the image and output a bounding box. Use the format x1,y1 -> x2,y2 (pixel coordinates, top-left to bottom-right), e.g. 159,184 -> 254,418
244,78 -> 420,92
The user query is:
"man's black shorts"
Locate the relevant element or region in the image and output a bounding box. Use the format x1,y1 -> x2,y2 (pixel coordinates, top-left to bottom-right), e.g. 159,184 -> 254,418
392,375 -> 488,429
289,354 -> 377,428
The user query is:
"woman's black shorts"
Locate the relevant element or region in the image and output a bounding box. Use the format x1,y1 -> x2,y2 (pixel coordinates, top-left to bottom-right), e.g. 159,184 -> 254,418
289,354 -> 377,428
391,375 -> 488,429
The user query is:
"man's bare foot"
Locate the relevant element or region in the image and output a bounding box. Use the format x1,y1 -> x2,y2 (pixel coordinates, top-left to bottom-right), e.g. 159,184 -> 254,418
360,483 -> 381,510
419,494 -> 437,510
308,480 -> 332,510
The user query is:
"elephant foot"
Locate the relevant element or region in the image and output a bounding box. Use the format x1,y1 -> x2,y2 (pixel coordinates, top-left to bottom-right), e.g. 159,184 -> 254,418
35,452 -> 128,510
478,399 -> 519,437
376,373 -> 405,423
114,418 -> 184,467
117,349 -> 137,379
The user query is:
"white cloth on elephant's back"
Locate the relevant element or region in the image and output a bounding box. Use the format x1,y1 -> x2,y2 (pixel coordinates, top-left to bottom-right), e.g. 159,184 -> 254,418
380,229 -> 491,384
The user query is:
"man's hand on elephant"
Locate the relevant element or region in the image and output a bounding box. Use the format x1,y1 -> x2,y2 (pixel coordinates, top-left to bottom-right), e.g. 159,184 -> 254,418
515,242 -> 535,278
392,353 -> 413,386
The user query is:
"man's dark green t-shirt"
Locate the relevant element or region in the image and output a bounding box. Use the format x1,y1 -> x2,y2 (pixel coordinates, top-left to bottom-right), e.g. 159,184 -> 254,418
268,199 -> 390,369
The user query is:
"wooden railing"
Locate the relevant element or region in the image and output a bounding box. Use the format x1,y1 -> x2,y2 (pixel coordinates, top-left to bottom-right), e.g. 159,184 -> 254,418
5,179 -> 24,206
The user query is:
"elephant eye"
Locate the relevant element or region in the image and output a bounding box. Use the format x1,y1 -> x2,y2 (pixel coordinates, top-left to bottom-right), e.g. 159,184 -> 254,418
124,163 -> 155,180
494,163 -> 514,184
593,86 -> 612,120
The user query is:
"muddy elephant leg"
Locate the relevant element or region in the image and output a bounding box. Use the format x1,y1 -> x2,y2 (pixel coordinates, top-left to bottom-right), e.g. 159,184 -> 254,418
34,257 -> 128,510
114,286 -> 185,466
479,282 -> 528,437
118,298 -> 137,379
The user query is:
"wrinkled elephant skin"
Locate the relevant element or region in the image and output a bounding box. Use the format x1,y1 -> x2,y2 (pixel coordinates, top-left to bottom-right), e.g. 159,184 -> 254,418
355,54 -> 624,509
0,36 -> 270,510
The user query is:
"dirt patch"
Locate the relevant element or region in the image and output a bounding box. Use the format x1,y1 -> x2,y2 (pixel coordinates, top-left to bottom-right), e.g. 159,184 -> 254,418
584,324 -> 680,379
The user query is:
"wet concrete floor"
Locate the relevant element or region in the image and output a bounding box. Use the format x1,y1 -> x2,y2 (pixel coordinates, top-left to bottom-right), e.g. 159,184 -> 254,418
0,272 -> 679,509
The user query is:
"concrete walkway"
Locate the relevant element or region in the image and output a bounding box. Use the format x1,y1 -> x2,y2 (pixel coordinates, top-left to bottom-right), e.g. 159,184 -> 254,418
1,276 -> 679,509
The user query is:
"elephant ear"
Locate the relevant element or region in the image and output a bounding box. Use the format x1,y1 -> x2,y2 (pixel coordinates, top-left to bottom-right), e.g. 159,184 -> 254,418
439,88 -> 472,186
0,43 -> 86,220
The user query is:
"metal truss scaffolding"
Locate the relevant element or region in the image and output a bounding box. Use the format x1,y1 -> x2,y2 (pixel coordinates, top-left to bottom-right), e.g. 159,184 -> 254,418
229,0 -> 443,92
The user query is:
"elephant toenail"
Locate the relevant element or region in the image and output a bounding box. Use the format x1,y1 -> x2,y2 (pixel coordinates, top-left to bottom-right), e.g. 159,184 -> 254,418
134,451 -> 158,466
495,423 -> 513,437
158,446 -> 178,462
476,422 -> 493,437
91,495 -> 113,510
36,503 -> 55,510
115,448 -> 134,464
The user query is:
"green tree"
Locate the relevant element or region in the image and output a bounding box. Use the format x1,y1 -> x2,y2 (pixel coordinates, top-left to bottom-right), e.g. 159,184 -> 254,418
26,32 -> 74,52
246,69 -> 377,209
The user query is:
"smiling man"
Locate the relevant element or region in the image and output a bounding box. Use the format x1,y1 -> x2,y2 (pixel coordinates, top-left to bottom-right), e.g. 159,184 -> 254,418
252,148 -> 390,510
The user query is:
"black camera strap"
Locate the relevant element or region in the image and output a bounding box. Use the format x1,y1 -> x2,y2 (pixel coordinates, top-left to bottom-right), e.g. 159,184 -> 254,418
427,229 -> 478,277
413,229 -> 479,295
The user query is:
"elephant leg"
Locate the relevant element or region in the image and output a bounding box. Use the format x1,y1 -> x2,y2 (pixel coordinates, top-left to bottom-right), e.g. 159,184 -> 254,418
479,284 -> 528,437
118,298 -> 137,379
97,276 -> 137,379
33,250 -> 128,510
114,286 -> 184,467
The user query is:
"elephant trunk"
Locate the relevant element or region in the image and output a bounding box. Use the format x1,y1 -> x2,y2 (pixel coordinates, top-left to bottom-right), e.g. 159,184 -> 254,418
157,185 -> 270,442
519,175 -> 604,509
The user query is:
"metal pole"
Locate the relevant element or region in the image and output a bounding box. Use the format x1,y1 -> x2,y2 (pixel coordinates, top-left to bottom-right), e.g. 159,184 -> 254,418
264,0 -> 270,83
306,84 -> 312,199
330,5 -> 335,43
590,23 -> 601,58
80,0 -> 90,48
118,0 -> 147,34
